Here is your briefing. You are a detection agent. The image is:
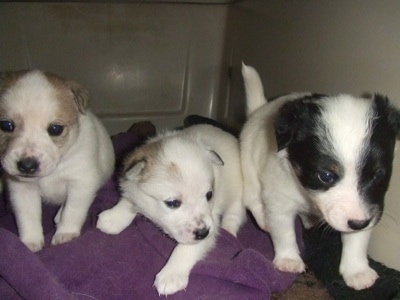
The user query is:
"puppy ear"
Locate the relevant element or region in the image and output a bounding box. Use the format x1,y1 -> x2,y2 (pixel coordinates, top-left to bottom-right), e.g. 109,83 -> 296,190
122,140 -> 161,180
275,95 -> 323,151
66,80 -> 89,114
123,159 -> 146,180
373,93 -> 400,140
206,149 -> 224,166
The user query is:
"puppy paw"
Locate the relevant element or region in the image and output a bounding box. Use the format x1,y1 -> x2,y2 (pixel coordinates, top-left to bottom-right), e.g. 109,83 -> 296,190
96,209 -> 132,235
154,268 -> 189,296
342,267 -> 379,290
299,214 -> 315,229
21,235 -> 44,252
51,232 -> 80,245
273,257 -> 306,273
23,240 -> 44,252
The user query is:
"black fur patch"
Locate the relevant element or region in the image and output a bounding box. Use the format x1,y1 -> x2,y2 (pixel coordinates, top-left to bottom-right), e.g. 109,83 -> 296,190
274,94 -> 345,191
357,94 -> 400,218
274,93 -> 326,151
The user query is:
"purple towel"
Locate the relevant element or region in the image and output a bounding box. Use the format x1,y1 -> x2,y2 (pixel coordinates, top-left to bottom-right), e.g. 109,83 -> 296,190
0,133 -> 301,300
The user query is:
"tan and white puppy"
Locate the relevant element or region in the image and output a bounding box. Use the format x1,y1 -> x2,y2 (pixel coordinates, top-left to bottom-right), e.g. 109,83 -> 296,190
0,70 -> 115,252
97,124 -> 245,295
240,64 -> 400,290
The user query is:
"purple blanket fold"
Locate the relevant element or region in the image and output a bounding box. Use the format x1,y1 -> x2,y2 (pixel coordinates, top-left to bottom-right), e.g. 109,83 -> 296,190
0,133 -> 301,300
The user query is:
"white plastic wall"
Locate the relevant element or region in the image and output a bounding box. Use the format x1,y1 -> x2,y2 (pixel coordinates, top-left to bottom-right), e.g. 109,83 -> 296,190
0,2 -> 232,135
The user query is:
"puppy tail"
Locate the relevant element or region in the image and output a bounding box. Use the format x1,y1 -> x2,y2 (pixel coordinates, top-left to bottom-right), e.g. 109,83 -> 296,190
242,63 -> 267,116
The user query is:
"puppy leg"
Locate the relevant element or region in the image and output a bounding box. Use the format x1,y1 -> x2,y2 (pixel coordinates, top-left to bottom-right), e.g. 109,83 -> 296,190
299,213 -> 314,229
9,183 -> 44,252
154,234 -> 216,296
340,229 -> 379,290
54,203 -> 64,225
241,140 -> 268,231
269,212 -> 305,273
51,185 -> 97,245
221,200 -> 245,237
242,174 -> 267,231
97,197 -> 137,235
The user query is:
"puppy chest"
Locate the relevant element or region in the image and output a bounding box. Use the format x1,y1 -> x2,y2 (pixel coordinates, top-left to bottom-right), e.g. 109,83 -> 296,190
39,178 -> 68,204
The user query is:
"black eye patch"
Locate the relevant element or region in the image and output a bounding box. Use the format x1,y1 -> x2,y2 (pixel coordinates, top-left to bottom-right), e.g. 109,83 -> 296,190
288,136 -> 343,191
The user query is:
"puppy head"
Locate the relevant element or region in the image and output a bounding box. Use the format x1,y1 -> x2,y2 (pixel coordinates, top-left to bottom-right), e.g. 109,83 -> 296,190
120,136 -> 224,244
0,70 -> 89,180
275,93 -> 400,232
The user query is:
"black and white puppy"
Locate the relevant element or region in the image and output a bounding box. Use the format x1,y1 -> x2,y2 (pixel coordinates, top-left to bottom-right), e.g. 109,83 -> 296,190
240,64 -> 400,290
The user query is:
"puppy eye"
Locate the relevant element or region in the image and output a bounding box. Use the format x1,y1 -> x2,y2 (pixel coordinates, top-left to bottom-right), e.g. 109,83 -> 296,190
373,168 -> 386,181
0,120 -> 15,133
206,191 -> 213,201
48,124 -> 64,136
318,171 -> 337,184
164,199 -> 181,209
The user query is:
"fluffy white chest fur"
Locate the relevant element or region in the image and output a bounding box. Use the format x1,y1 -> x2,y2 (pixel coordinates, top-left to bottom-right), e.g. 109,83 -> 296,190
240,64 -> 400,290
97,124 -> 245,296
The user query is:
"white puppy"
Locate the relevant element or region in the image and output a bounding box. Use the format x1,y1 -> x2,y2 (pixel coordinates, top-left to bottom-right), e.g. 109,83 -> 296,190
0,70 -> 115,252
97,124 -> 245,295
240,64 -> 400,290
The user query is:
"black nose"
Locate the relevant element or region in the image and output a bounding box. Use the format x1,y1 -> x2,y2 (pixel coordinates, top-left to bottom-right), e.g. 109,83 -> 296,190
17,157 -> 39,174
348,219 -> 371,230
194,227 -> 210,240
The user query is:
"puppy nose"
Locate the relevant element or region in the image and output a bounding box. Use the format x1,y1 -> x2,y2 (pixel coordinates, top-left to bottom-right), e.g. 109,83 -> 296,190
348,219 -> 371,230
194,227 -> 210,240
17,157 -> 39,174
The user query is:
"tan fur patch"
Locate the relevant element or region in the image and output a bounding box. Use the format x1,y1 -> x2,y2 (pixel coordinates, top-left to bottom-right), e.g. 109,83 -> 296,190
123,140 -> 162,182
166,162 -> 183,183
45,72 -> 88,117
40,73 -> 80,148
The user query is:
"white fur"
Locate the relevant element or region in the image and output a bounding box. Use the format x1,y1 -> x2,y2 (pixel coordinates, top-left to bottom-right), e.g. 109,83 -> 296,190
312,96 -> 376,231
240,64 -> 379,290
0,70 -> 115,252
97,124 -> 245,295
